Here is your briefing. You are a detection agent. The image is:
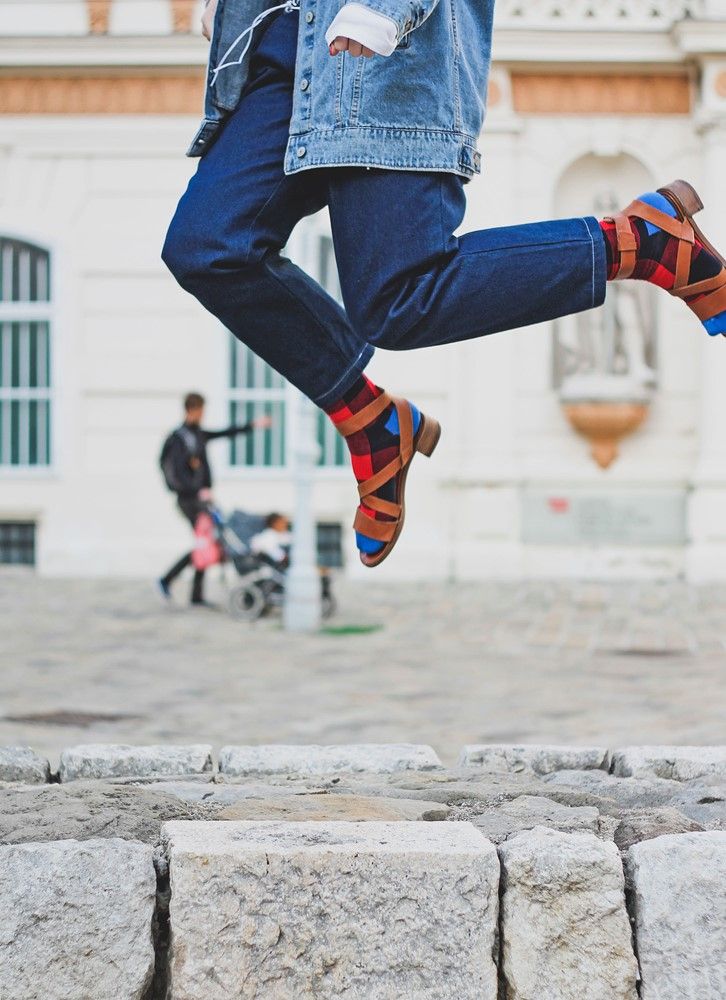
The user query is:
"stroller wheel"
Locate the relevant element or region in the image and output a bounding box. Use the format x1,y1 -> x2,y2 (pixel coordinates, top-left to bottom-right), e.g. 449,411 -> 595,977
229,582 -> 266,622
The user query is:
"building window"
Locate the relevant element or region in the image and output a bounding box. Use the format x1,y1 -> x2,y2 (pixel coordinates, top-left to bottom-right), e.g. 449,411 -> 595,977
229,338 -> 287,467
0,238 -> 52,468
316,522 -> 343,568
228,234 -> 346,469
0,522 -> 36,565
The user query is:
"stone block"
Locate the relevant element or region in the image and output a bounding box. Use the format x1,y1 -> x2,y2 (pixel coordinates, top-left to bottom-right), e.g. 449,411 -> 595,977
499,826 -> 638,1000
164,820 -> 499,999
218,743 -> 442,777
0,780 -> 215,846
613,807 -> 703,853
454,794 -> 601,844
627,831 -> 726,999
459,744 -> 610,775
612,746 -> 726,781
0,837 -> 156,1000
0,746 -> 50,783
59,743 -> 213,781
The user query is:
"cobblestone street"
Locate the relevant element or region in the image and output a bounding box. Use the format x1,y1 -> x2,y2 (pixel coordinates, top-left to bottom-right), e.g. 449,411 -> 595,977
2,569 -> 725,766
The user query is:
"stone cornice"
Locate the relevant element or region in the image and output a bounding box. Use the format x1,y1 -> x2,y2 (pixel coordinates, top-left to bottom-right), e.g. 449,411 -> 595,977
0,34 -> 208,69
0,30 -> 693,72
494,0 -> 704,31
673,19 -> 726,55
492,28 -> 688,66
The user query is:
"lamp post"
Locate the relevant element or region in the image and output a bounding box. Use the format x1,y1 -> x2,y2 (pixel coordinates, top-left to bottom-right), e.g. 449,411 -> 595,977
283,390 -> 322,632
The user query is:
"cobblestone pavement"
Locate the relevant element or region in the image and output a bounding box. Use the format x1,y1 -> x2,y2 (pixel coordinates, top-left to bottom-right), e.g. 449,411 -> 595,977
1,569 -> 725,766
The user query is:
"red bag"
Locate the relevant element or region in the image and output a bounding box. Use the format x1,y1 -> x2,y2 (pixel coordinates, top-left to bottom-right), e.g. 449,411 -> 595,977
192,511 -> 223,570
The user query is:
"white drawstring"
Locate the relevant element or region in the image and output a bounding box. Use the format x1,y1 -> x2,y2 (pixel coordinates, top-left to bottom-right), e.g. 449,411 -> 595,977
211,0 -> 301,85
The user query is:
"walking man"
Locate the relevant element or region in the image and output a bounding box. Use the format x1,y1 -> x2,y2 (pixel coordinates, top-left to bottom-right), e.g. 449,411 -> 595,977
158,391 -> 271,606
163,0 -> 726,567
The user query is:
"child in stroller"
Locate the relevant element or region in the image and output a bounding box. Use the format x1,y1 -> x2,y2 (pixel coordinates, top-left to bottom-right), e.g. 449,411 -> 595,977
220,509 -> 335,621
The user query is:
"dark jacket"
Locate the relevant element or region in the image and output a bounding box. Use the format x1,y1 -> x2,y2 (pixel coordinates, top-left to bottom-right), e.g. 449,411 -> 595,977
164,422 -> 252,498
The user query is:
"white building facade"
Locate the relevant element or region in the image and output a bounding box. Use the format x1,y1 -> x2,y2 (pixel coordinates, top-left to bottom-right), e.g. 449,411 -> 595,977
2,0 -> 726,580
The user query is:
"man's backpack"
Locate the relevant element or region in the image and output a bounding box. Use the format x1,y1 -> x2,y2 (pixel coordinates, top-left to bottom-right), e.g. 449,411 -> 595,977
159,429 -> 183,492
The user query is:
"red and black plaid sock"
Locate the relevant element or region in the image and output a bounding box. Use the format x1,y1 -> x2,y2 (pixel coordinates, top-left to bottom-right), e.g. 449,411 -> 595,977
601,216 -> 721,294
324,374 -> 399,534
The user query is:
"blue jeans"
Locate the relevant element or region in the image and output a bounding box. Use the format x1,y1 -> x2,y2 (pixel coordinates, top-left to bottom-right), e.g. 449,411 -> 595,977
163,10 -> 606,407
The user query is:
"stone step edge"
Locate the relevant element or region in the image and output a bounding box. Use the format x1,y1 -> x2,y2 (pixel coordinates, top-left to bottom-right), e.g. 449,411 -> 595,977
1,742 -> 725,784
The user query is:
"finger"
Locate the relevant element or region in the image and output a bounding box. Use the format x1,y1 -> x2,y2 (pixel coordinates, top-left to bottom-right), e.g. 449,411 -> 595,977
348,40 -> 363,57
331,36 -> 348,52
361,45 -> 374,57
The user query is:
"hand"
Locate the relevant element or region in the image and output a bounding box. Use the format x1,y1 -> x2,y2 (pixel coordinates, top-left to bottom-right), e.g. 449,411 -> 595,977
253,415 -> 273,429
189,456 -> 201,470
202,0 -> 218,41
198,488 -> 213,503
328,37 -> 375,57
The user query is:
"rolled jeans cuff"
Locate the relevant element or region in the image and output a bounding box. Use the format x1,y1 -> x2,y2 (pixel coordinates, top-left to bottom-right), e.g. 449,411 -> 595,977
583,215 -> 608,309
313,343 -> 376,408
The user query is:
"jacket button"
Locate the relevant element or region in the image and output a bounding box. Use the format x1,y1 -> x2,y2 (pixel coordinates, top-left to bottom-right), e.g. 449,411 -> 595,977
305,10 -> 314,22
300,78 -> 309,91
296,146 -> 306,157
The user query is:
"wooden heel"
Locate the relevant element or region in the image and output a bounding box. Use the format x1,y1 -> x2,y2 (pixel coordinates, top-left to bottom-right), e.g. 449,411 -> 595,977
416,416 -> 441,458
660,179 -> 704,217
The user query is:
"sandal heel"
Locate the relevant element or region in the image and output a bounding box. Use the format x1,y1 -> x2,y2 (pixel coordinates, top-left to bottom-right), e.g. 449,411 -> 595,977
660,179 -> 704,216
416,416 -> 441,458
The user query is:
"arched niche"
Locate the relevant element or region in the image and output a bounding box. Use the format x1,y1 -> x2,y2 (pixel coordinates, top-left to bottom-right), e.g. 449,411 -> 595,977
553,152 -> 658,396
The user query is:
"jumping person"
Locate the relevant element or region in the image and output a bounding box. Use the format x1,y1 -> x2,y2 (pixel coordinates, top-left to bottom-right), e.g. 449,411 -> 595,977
158,391 -> 271,605
163,0 -> 726,567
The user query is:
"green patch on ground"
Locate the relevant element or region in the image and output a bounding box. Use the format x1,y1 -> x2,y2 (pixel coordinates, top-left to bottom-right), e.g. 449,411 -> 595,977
321,624 -> 384,636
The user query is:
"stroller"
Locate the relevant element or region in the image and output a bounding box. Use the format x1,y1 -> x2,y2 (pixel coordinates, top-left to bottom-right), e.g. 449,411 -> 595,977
218,509 -> 336,622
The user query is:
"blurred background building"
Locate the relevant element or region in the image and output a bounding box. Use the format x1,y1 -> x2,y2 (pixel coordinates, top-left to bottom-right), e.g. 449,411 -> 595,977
2,0 -> 726,581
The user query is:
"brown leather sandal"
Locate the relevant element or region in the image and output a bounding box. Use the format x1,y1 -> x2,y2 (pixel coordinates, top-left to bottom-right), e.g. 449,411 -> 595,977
606,179 -> 726,335
335,392 -> 441,568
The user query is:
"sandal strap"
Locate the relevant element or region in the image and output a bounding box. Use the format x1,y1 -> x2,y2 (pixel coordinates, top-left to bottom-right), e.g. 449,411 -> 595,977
363,494 -> 401,518
334,391 -> 392,438
394,397 -> 414,466
353,507 -> 397,542
669,271 -> 726,299
358,454 -> 403,500
609,197 -> 698,287
623,198 -> 695,244
356,398 -> 416,500
674,235 -> 692,291
606,212 -> 638,279
688,282 -> 726,322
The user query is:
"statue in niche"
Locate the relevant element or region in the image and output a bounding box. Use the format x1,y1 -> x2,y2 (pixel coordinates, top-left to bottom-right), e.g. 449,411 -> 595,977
555,189 -> 657,400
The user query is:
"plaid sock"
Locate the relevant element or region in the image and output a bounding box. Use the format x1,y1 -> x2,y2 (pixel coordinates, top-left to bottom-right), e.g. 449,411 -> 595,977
324,375 -> 401,547
600,216 -> 721,295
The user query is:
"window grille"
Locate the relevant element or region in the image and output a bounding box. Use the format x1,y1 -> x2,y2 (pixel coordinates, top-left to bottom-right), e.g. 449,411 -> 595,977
316,522 -> 343,568
228,233 -> 346,468
0,522 -> 36,565
0,239 -> 52,468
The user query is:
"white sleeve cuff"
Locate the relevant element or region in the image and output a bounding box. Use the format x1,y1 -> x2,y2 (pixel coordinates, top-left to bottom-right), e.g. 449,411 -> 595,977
325,3 -> 398,57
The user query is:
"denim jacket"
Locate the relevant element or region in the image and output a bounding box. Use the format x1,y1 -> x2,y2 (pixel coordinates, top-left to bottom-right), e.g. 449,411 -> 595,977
188,0 -> 493,179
